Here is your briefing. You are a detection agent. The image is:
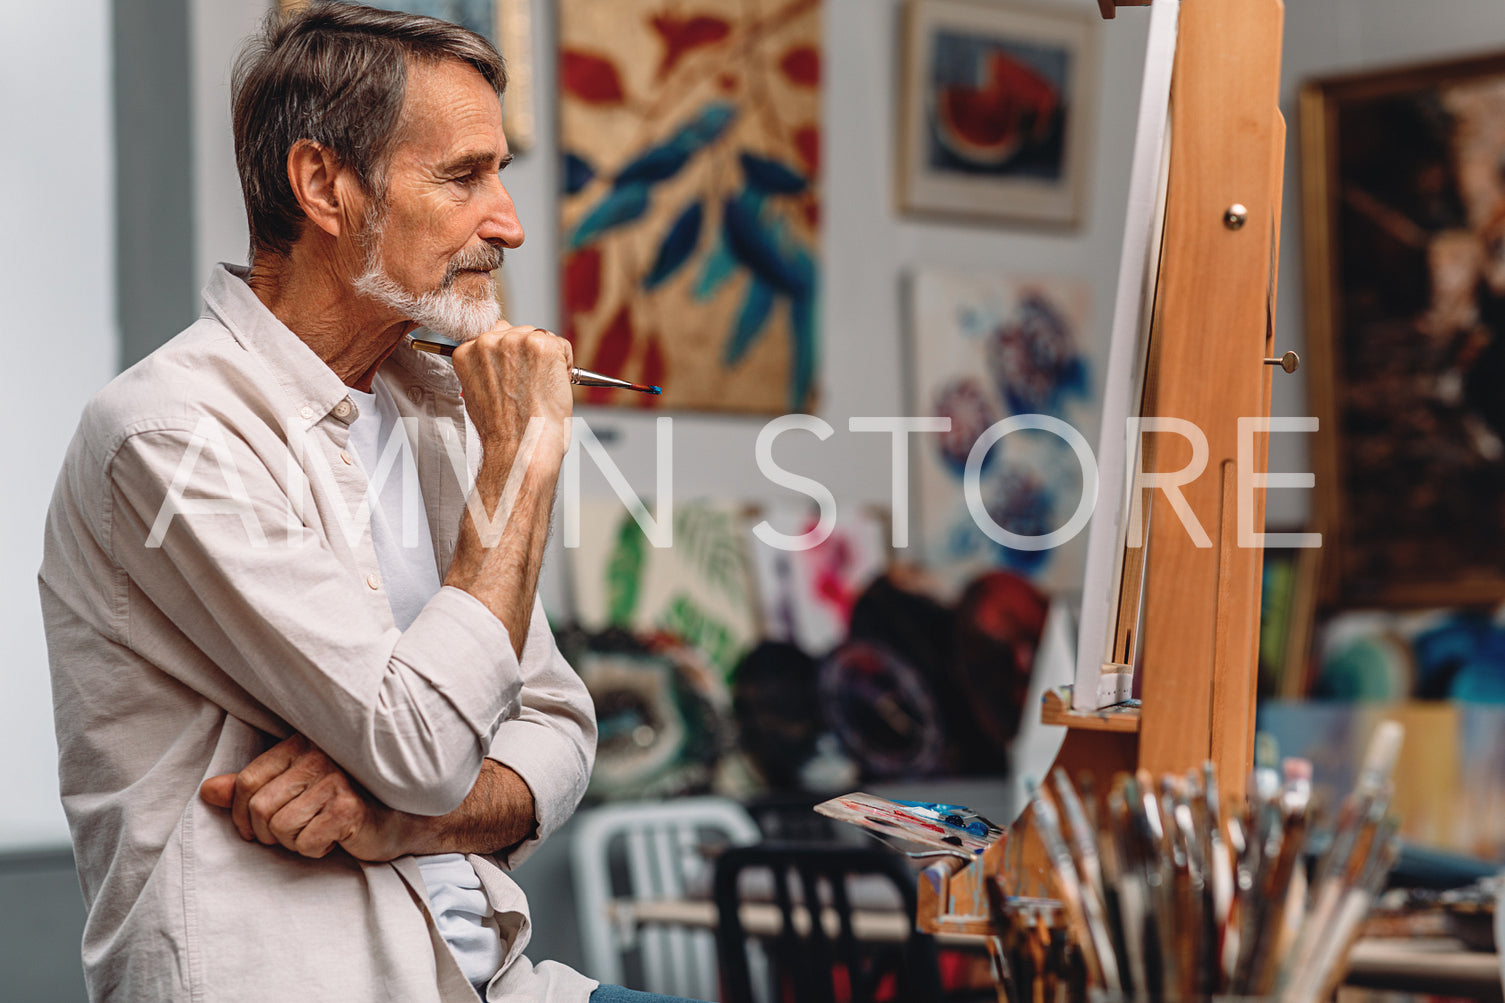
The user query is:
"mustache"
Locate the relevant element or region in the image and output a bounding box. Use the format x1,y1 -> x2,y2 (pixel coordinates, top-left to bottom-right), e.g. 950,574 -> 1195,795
442,243 -> 505,286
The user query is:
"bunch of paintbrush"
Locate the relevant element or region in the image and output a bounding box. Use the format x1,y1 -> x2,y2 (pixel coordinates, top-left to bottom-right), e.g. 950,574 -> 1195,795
980,894 -> 1085,1003
988,721 -> 1405,1002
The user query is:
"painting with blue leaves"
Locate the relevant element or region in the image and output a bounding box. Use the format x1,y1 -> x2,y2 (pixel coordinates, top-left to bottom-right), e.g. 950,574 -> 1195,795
909,269 -> 1096,595
558,0 -> 822,413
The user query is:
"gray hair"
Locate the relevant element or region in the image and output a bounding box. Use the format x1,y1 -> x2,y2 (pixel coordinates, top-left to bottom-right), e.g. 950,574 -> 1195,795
232,1 -> 506,258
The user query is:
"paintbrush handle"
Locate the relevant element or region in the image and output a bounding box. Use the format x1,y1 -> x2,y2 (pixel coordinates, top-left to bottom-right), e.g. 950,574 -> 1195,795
409,338 -> 660,394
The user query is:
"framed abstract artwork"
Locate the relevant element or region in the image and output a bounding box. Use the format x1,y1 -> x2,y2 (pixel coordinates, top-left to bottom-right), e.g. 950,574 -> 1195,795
557,0 -> 823,413
907,268 -> 1095,595
1303,53 -> 1505,607
898,0 -> 1097,226
278,0 -> 536,150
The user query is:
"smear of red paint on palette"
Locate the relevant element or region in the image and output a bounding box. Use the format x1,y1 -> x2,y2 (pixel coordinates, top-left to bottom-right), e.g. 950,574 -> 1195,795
561,50 -> 626,104
650,15 -> 731,79
588,307 -> 634,404
778,46 -> 820,87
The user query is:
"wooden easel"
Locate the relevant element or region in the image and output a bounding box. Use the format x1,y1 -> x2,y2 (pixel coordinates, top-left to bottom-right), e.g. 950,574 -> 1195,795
919,0 -> 1289,951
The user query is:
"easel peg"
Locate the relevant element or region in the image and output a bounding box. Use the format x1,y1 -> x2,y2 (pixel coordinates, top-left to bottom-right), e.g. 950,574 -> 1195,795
1264,351 -> 1299,373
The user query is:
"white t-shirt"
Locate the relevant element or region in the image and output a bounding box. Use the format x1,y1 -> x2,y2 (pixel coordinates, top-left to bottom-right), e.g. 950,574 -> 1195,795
346,383 -> 504,990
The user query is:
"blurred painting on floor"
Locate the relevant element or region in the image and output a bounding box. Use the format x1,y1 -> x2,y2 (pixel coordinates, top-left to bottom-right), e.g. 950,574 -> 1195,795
1303,54 -> 1505,607
558,0 -> 822,413
569,498 -> 760,681
898,0 -> 1097,225
1258,701 -> 1505,859
745,502 -> 889,657
907,269 -> 1095,596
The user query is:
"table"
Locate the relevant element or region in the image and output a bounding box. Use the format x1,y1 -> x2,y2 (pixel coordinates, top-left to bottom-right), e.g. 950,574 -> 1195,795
611,899 -> 1503,999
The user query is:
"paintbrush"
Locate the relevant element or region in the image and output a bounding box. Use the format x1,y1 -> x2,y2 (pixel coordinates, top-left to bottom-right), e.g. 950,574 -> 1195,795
1302,820 -> 1402,1003
1025,780 -> 1107,988
409,337 -> 663,395
1051,768 -> 1122,992
1283,721 -> 1403,995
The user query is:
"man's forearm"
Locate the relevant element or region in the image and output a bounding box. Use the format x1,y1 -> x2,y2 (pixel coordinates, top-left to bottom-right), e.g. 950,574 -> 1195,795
390,758 -> 538,857
201,739 -> 541,862
443,445 -> 561,660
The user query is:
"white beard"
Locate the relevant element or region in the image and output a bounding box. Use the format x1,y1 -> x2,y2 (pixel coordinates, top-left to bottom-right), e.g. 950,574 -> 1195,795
353,218 -> 502,342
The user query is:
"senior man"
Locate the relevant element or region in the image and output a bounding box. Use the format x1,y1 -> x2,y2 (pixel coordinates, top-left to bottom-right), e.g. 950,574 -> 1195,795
40,4 -> 708,1001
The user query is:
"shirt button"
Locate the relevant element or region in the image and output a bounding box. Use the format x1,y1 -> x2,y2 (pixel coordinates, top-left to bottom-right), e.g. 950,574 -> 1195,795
406,386 -> 424,405
366,573 -> 381,590
333,398 -> 354,419
299,405 -> 315,420
339,450 -> 353,465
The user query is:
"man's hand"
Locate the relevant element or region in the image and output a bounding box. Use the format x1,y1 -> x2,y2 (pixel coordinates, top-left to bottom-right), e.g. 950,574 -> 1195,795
199,734 -> 411,860
201,734 -> 540,861
451,323 -> 574,462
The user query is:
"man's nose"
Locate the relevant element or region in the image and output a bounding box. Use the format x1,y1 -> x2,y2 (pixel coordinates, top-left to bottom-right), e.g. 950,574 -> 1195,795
480,183 -> 525,249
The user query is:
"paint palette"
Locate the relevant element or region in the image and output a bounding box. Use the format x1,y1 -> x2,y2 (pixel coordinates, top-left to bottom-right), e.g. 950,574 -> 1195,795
814,792 -> 1004,856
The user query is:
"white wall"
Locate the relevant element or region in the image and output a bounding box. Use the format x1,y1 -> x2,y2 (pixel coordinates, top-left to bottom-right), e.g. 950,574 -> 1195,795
0,0 -> 118,848
190,0 -> 266,290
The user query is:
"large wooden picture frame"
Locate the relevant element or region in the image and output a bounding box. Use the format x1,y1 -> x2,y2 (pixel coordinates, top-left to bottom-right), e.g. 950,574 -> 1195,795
1302,53 -> 1505,608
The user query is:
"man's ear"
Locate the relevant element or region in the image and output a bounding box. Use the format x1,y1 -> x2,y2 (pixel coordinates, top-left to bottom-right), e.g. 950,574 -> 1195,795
286,139 -> 361,238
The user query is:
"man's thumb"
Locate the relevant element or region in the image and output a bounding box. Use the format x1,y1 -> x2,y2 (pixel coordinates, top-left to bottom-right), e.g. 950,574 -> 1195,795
199,774 -> 237,808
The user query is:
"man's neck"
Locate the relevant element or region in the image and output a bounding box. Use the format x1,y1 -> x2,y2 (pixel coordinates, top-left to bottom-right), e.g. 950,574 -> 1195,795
247,243 -> 412,392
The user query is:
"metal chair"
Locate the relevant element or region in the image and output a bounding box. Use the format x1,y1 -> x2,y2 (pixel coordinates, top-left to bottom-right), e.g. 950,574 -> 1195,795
712,842 -> 945,1003
571,796 -> 762,999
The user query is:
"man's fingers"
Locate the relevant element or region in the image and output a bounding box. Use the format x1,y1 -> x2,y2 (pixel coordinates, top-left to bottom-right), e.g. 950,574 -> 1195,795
199,774 -> 236,809
287,777 -> 367,858
229,735 -> 309,839
245,767 -> 318,845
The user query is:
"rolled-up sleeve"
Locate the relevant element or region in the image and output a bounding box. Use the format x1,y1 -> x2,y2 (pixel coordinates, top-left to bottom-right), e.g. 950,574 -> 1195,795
485,596 -> 596,867
107,425 -> 521,816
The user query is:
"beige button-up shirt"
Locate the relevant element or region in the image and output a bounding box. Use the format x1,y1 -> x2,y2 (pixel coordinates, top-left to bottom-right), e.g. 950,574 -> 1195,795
39,264 -> 599,1002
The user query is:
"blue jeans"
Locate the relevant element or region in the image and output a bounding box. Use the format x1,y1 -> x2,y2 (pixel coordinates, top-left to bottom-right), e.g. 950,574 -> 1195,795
589,986 -> 712,1003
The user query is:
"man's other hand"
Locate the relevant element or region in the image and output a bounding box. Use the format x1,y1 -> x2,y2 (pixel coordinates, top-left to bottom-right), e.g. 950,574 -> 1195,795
199,734 -> 410,861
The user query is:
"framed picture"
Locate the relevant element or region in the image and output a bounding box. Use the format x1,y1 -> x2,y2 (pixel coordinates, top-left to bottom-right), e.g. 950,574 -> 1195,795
907,268 -> 1095,596
898,0 -> 1097,226
277,0 -> 535,150
557,0 -> 823,414
1302,53 -> 1505,607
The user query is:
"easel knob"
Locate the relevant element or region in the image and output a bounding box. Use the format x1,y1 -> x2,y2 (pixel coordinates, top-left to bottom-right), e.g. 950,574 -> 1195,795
1264,351 -> 1299,373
